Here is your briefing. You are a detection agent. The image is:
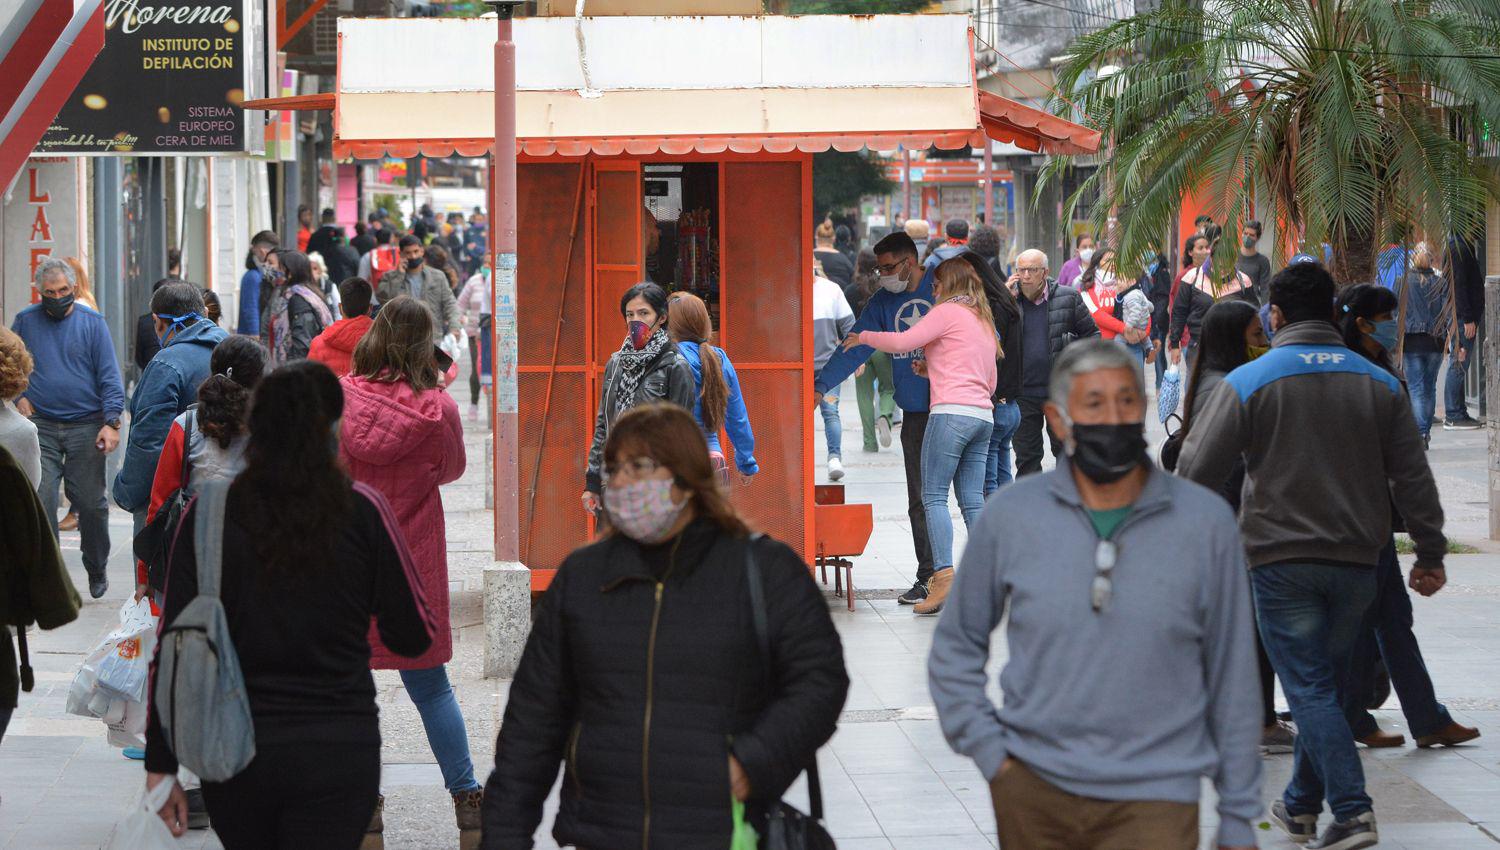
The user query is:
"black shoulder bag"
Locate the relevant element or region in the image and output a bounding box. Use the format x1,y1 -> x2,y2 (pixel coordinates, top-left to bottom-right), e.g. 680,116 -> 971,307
745,538 -> 837,850
131,408 -> 197,592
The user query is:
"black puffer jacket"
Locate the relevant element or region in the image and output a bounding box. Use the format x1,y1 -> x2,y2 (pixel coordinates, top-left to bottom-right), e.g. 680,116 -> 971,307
482,522 -> 849,850
1037,281 -> 1100,357
585,344 -> 696,493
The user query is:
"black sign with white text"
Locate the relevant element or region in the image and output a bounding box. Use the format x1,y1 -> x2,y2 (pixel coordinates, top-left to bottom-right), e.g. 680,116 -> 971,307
37,0 -> 247,154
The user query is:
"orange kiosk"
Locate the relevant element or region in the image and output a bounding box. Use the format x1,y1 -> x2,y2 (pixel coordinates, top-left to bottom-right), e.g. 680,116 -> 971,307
254,14 -> 1100,592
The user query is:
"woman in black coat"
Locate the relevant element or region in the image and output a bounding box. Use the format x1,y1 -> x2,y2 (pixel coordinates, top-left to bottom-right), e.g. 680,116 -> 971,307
483,403 -> 849,850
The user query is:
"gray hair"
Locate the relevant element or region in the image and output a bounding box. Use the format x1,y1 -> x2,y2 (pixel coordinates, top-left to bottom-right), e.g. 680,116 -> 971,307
1016,248 -> 1049,269
34,258 -> 76,289
1048,339 -> 1145,415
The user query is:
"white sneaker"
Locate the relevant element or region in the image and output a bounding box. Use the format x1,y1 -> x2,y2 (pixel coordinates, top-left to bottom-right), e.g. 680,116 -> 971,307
467,404 -> 479,421
828,457 -> 845,482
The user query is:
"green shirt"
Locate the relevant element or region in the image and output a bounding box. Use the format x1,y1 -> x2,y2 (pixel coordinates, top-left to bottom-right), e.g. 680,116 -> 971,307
1088,506 -> 1133,540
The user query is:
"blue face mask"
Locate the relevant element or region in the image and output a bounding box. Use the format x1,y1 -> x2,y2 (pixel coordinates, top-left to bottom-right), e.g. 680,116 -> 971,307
1367,318 -> 1399,353
156,312 -> 201,347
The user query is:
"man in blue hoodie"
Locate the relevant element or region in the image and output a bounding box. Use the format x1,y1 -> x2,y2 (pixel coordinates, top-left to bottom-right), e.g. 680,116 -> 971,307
814,230 -> 935,605
113,283 -> 228,533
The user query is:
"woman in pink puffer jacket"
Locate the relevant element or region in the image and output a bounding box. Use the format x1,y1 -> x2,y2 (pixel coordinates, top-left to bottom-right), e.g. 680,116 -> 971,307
338,295 -> 483,837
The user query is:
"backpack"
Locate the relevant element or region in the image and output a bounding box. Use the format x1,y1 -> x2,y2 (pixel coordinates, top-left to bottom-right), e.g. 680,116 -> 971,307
152,479 -> 255,782
132,409 -> 197,593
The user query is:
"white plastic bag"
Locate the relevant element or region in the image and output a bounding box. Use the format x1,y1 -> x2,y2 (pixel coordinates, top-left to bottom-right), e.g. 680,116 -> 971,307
96,598 -> 156,703
108,779 -> 179,850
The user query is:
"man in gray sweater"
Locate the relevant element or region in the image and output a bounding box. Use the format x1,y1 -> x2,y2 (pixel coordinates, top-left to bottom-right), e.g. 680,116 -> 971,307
929,340 -> 1261,850
1179,262 -> 1445,850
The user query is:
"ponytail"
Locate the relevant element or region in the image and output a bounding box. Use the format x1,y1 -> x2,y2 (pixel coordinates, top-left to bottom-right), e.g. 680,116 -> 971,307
699,344 -> 730,435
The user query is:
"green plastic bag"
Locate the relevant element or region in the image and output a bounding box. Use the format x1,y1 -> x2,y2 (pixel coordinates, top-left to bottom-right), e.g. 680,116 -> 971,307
731,797 -> 758,850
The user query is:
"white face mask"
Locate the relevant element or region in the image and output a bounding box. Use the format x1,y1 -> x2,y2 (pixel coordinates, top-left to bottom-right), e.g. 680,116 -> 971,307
878,274 -> 906,293
1079,247 -> 1095,264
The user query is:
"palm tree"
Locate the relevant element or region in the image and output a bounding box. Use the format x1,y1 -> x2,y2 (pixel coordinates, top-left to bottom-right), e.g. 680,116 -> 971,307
1041,0 -> 1500,285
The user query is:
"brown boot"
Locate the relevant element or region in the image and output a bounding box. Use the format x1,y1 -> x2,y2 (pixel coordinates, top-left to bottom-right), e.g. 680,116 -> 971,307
455,788 -> 483,849
1416,722 -> 1480,748
58,512 -> 78,531
913,569 -> 953,616
1357,728 -> 1405,748
358,795 -> 384,850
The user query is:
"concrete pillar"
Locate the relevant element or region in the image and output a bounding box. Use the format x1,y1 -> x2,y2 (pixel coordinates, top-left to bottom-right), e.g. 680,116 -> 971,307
1488,275 -> 1500,540
483,562 -> 530,678
484,433 -> 494,511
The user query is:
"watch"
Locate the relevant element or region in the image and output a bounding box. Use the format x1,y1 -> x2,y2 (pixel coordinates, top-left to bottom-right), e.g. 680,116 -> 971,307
104,418 -> 122,430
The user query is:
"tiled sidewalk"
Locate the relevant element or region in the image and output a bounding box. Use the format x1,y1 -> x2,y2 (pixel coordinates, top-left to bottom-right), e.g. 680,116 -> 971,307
4,388 -> 1499,848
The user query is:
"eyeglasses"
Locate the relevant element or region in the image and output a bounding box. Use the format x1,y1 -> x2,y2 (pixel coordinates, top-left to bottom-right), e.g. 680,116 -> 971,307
874,257 -> 908,274
1091,540 -> 1118,613
604,457 -> 662,481
1015,266 -> 1047,275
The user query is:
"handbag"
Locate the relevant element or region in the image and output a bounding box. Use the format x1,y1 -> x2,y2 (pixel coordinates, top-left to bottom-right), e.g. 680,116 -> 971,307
132,409 -> 196,592
744,539 -> 837,850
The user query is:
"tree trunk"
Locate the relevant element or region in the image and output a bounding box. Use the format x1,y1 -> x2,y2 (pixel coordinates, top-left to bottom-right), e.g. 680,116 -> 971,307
1333,226 -> 1378,286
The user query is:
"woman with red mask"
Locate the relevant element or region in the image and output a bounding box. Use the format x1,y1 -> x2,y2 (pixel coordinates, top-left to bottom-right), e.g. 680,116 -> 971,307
581,282 -> 696,518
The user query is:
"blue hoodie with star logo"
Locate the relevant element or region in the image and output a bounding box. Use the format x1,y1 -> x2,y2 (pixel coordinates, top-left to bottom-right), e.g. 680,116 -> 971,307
814,274 -> 934,413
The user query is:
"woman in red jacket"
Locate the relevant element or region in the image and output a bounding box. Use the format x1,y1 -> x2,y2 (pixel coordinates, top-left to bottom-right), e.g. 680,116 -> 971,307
338,296 -> 481,840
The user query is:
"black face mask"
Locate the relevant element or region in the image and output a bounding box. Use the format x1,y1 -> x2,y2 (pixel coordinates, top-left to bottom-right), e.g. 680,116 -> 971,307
405,256 -> 424,270
41,294 -> 73,320
1068,421 -> 1147,484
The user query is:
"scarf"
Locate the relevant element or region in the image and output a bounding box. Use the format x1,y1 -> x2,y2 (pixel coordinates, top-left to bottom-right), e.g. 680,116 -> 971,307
269,284 -> 334,366
613,326 -> 670,418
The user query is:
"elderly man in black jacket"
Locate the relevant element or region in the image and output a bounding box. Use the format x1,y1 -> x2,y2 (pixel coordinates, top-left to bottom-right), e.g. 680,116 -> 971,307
1007,248 -> 1099,476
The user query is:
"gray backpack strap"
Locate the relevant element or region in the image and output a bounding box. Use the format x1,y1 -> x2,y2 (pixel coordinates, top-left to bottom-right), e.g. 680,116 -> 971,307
193,479 -> 230,599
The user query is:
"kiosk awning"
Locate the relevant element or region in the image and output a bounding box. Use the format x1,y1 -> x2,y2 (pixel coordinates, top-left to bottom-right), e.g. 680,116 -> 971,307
269,15 -> 1098,159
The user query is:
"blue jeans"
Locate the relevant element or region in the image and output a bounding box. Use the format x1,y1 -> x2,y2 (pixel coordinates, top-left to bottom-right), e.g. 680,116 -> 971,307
920,413 -> 993,571
1345,540 -> 1453,739
1445,333 -> 1474,420
400,666 -> 481,793
1252,563 -> 1377,821
1403,351 -> 1443,436
984,400 -> 1022,496
819,395 -> 843,460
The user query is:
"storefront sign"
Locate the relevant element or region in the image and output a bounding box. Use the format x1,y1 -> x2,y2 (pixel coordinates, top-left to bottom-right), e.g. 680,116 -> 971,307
35,0 -> 250,154
1,160 -> 85,324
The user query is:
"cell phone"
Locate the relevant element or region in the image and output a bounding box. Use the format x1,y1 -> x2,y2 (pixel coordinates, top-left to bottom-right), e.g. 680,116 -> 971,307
96,438 -> 107,452
433,345 -> 454,373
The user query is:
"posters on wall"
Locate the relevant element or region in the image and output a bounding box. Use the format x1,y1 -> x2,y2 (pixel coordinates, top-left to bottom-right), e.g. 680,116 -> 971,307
35,0 -> 250,155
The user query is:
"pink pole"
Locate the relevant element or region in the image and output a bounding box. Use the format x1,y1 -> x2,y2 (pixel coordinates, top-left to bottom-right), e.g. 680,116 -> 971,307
489,1 -> 519,562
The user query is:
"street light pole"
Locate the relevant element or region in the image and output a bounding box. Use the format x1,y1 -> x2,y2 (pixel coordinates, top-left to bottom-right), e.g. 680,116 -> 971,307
486,0 -> 521,564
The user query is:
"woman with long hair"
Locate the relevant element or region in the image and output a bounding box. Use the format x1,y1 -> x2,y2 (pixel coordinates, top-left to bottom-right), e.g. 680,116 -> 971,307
136,336 -> 268,596
339,296 -> 483,841
848,248 -> 898,452
1336,284 -> 1479,751
483,402 -> 848,848
581,282 -> 696,517
666,291 -> 757,484
1168,233 -> 1217,368
1164,300 -> 1293,753
260,250 -> 333,366
143,360 -> 434,848
847,257 -> 998,615
959,251 -> 1022,494
64,257 -> 99,312
426,243 -> 462,295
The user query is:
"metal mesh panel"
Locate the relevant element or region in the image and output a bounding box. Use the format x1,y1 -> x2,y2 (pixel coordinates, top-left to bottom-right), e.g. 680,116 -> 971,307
594,269 -> 640,365
727,369 -> 805,552
519,164 -> 587,367
722,162 -> 803,363
595,170 -> 639,266
518,371 -> 591,570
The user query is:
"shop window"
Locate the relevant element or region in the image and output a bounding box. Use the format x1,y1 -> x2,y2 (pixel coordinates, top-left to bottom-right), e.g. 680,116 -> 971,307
643,162 -> 720,327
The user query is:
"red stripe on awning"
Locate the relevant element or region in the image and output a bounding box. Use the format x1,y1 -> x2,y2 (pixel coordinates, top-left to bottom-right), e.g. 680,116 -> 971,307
0,0 -> 73,117
977,91 -> 1101,156
0,0 -> 104,191
334,130 -> 985,160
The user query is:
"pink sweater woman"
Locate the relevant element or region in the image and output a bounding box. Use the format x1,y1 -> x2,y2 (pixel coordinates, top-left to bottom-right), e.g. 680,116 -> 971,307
338,295 -> 485,831
845,257 -> 998,615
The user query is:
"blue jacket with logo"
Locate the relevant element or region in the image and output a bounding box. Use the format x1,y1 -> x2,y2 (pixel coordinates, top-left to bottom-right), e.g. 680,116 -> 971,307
112,318 -> 229,512
814,275 -> 934,413
1177,321 -> 1444,568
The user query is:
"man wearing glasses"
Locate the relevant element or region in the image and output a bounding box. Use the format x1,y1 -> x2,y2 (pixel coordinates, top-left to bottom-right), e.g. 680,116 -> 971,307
1009,248 -> 1099,477
928,340 -> 1261,850
814,230 -> 936,606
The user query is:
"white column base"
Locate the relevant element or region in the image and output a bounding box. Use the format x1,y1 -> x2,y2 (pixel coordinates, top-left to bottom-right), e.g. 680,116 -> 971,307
483,560 -> 530,678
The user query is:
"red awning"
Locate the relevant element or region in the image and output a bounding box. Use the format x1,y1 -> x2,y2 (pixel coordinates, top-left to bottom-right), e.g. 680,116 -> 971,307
977,91 -> 1101,156
0,0 -> 104,190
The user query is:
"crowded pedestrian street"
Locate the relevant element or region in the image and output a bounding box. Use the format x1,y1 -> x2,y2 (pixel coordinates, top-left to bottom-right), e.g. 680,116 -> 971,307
4,380 -> 1499,849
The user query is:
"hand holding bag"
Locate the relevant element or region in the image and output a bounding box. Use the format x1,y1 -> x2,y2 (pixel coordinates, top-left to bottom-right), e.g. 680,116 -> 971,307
744,539 -> 837,850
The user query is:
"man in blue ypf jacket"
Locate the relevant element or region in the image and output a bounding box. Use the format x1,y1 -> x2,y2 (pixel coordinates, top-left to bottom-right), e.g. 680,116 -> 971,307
814,230 -> 935,606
